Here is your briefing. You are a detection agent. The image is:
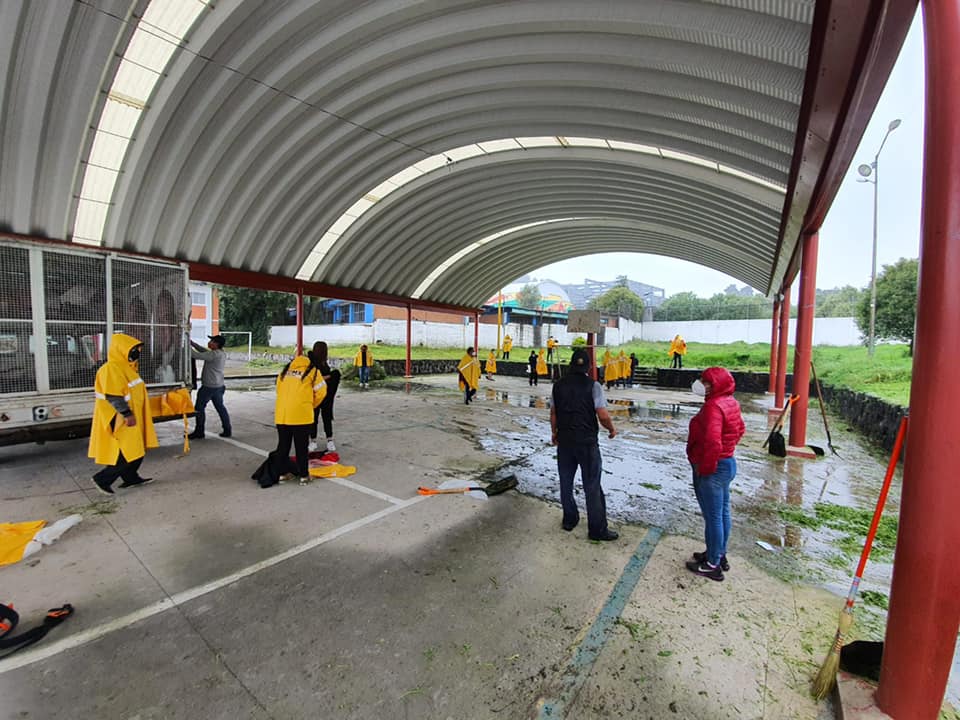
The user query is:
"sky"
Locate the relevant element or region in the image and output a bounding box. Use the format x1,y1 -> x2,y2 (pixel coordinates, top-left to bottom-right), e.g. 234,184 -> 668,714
526,11 -> 925,300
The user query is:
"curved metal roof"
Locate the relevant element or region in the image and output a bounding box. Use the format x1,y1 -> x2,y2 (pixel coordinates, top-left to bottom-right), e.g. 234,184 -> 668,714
0,0 -> 916,310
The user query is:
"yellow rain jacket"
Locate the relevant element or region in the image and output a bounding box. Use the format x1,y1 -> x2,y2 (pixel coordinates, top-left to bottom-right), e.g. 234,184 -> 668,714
547,337 -> 558,352
669,335 -> 687,356
602,350 -> 617,383
88,333 -> 158,466
275,355 -> 327,425
458,352 -> 480,391
485,351 -> 497,374
353,348 -> 375,367
536,349 -> 547,376
502,336 -> 513,353
618,350 -> 629,380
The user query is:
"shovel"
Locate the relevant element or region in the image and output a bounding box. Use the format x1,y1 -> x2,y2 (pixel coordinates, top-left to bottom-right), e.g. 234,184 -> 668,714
763,395 -> 797,456
417,475 -> 518,500
811,361 -> 840,456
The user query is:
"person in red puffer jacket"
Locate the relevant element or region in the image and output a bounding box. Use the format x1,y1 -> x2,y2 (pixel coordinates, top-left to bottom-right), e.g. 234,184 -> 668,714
685,366 -> 745,581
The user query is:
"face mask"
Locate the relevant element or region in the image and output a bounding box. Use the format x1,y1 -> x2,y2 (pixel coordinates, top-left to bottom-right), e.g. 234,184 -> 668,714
128,348 -> 141,362
691,379 -> 706,397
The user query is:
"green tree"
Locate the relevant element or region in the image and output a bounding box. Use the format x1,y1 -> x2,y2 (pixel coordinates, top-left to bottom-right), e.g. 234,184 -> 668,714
587,286 -> 645,321
816,286 -> 864,317
218,286 -> 292,345
854,258 -> 918,351
517,283 -> 542,310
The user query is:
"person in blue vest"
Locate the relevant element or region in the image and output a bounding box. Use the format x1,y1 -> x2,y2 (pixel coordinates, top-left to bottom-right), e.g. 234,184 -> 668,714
549,348 -> 619,541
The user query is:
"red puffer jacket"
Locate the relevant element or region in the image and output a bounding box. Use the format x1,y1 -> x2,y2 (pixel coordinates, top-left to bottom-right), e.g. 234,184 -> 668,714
686,367 -> 746,475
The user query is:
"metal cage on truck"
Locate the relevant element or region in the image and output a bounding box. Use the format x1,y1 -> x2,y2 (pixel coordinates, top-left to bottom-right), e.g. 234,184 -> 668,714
0,238 -> 190,446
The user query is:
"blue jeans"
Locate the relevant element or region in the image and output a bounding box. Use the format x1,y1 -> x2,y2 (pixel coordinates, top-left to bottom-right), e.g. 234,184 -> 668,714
195,385 -> 231,436
692,457 -> 736,566
557,442 -> 609,538
359,366 -> 370,384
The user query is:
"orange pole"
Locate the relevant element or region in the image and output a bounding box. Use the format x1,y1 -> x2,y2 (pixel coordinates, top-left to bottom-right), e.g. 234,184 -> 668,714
789,232 -> 818,448
768,297 -> 780,393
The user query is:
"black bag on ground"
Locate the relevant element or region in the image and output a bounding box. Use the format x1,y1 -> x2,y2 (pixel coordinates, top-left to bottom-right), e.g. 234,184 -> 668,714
840,640 -> 883,681
251,451 -> 298,488
767,430 -> 786,457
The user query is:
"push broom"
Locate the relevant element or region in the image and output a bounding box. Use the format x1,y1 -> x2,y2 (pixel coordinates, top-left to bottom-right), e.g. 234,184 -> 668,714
812,414 -> 908,699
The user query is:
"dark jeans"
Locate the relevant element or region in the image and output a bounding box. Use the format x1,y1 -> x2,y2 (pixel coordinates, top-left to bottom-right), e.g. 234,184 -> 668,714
275,424 -> 312,477
358,366 -> 370,384
195,385 -> 231,435
672,353 -> 682,369
529,367 -> 538,385
502,351 -> 509,360
692,457 -> 736,566
311,371 -> 339,440
557,442 -> 609,538
93,450 -> 143,489
464,387 -> 477,404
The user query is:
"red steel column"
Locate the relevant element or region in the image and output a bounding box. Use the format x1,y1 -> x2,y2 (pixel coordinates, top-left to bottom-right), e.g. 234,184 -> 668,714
877,2 -> 960,716
473,311 -> 479,352
296,289 -> 304,355
775,285 -> 791,408
586,332 -> 597,380
405,304 -> 412,378
788,232 -> 818,448
768,297 -> 781,393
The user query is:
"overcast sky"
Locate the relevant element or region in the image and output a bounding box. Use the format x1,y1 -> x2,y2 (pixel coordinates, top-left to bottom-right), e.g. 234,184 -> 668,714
527,10 -> 925,299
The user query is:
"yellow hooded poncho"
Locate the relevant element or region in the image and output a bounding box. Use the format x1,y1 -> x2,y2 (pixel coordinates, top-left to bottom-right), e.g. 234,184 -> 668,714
618,350 -> 629,379
275,355 -> 327,425
502,336 -> 512,353
353,347 -> 374,367
602,350 -> 617,383
536,349 -> 547,376
88,333 -> 158,465
485,351 -> 497,374
669,335 -> 687,356
458,352 -> 480,391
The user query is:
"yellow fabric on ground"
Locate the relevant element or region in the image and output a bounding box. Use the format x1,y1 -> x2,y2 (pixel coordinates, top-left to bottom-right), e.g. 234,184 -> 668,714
0,520 -> 46,566
308,463 -> 358,478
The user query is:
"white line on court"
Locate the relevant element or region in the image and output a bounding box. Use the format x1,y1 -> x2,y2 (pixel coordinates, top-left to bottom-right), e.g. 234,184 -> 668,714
0,495 -> 425,674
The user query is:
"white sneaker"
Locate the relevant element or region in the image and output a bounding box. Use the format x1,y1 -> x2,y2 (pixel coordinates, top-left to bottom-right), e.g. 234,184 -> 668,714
308,440 -> 318,452
326,439 -> 336,452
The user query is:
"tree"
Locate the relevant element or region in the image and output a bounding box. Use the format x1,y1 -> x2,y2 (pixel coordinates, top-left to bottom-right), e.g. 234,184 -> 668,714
218,286 -> 292,345
816,286 -> 864,317
587,286 -> 645,321
854,258 -> 918,351
516,283 -> 542,310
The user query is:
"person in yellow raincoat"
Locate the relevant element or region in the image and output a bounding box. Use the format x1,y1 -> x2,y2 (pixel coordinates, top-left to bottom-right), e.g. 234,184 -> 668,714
501,334 -> 513,360
546,336 -> 558,362
354,344 -> 375,388
536,348 -> 548,378
669,334 -> 687,369
273,354 -> 327,483
458,347 -> 481,404
485,349 -> 497,380
89,333 -> 158,495
601,348 -> 616,389
617,350 -> 630,388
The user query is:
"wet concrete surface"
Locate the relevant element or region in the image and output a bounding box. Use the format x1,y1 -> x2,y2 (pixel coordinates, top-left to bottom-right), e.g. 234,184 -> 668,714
0,372 -> 954,718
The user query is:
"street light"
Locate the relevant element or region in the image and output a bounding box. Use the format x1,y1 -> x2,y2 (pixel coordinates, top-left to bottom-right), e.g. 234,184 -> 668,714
857,118 -> 901,356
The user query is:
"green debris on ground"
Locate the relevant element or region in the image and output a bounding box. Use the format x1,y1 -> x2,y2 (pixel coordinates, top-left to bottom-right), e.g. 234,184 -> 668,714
776,502 -> 899,562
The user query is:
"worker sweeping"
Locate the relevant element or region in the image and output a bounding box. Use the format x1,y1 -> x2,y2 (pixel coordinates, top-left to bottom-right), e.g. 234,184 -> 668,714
458,347 -> 481,404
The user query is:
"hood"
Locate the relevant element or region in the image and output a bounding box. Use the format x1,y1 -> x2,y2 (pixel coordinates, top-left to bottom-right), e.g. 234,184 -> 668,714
701,366 -> 736,397
108,333 -> 143,365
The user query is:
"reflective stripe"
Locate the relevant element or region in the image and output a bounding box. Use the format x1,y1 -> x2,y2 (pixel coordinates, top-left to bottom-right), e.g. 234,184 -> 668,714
123,394 -> 131,401
128,378 -> 143,387
313,383 -> 325,391
94,392 -> 106,399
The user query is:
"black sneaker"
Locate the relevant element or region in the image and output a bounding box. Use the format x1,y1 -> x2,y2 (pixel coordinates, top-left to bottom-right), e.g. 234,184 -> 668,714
119,476 -> 153,489
685,559 -> 724,581
218,431 -> 232,438
92,477 -> 114,495
693,551 -> 730,572
588,530 -> 619,542
562,518 -> 579,532
188,431 -> 204,440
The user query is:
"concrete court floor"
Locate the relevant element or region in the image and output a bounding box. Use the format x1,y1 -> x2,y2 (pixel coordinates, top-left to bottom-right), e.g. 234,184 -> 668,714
0,374 -> 852,720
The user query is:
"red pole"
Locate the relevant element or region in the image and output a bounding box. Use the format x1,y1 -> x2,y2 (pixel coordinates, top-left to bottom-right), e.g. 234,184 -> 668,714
775,284 -> 791,408
768,297 -> 781,394
788,232 -> 818,449
473,311 -> 479,353
405,303 -> 412,378
296,289 -> 304,355
586,332 -> 597,380
877,2 -> 960,715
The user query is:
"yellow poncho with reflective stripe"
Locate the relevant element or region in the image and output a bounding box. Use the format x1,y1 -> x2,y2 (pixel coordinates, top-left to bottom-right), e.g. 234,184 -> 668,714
502,336 -> 513,352
353,349 -> 374,367
602,350 -> 617,382
88,333 -> 158,466
485,351 -> 497,374
458,353 -> 480,391
275,355 -> 327,425
536,349 -> 547,376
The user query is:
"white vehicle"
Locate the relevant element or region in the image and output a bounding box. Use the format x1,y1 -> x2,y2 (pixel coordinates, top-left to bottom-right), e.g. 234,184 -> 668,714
0,237 -> 191,446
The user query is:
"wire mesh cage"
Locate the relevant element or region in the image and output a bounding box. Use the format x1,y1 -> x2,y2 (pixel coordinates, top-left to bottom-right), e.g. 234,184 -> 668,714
0,245 -> 34,394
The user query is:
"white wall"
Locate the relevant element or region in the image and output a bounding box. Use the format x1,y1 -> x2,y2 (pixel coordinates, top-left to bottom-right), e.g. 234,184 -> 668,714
271,315 -> 862,349
640,317 -> 862,346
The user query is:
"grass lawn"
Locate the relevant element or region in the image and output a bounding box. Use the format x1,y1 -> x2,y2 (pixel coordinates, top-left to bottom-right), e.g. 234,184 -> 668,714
244,340 -> 912,407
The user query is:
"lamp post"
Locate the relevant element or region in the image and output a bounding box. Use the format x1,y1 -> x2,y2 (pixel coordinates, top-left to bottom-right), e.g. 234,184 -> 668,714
857,118 -> 901,356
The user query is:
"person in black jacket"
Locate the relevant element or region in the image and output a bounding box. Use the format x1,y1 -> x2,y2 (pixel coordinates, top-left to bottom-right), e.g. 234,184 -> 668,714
307,341 -> 340,452
528,350 -> 538,386
549,349 -> 619,541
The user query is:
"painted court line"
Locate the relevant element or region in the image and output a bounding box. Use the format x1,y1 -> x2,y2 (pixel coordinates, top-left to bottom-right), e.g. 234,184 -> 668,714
0,496 -> 425,674
219,435 -> 407,505
536,527 -> 663,718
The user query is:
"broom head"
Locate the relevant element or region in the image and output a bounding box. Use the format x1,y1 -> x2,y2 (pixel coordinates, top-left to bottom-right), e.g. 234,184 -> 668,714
483,474 -> 518,496
812,608 -> 855,699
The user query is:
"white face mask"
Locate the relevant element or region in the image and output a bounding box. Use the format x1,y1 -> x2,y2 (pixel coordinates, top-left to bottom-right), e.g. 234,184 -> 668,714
691,379 -> 706,397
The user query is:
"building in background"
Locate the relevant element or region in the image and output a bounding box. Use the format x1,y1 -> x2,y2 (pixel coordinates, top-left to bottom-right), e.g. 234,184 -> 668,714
189,282 -> 219,343
562,278 -> 665,309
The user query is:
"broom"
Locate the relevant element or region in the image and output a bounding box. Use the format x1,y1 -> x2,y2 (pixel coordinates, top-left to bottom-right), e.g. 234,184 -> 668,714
812,414 -> 908,699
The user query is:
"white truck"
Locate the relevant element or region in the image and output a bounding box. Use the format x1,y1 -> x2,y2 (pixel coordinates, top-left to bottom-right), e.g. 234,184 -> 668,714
0,236 -> 191,446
